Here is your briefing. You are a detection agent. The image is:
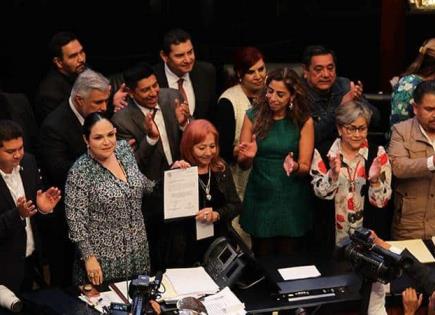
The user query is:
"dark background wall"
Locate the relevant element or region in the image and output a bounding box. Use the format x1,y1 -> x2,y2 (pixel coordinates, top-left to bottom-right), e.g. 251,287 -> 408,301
0,0 -> 433,102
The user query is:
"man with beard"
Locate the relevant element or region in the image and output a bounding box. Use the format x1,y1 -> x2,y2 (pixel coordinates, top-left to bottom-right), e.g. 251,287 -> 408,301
389,80 -> 435,240
35,32 -> 87,124
153,28 -> 216,120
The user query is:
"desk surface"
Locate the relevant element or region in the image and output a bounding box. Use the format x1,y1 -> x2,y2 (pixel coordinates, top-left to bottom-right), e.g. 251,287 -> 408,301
4,243 -> 434,315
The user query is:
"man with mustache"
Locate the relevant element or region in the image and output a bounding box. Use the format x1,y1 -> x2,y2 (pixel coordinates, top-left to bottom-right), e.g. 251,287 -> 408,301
302,45 -> 379,157
303,45 -> 381,252
389,80 -> 435,240
153,28 -> 216,120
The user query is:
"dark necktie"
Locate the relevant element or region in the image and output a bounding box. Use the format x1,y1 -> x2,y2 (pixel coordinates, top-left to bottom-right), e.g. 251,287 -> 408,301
177,78 -> 188,104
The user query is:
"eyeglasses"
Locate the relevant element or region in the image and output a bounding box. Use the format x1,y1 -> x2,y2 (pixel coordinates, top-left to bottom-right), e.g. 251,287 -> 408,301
343,125 -> 368,135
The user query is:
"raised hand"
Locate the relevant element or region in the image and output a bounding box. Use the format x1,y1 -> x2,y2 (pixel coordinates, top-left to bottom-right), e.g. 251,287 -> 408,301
283,152 -> 298,176
341,80 -> 364,104
85,256 -> 103,285
238,134 -> 257,160
17,196 -> 37,218
113,83 -> 129,112
174,98 -> 190,126
144,111 -> 160,140
402,287 -> 422,315
328,153 -> 341,181
368,156 -> 381,184
36,187 -> 61,213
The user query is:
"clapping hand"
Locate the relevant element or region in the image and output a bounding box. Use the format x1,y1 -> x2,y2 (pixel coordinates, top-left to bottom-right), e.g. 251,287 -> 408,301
144,111 -> 160,140
368,156 -> 381,184
17,196 -> 37,218
174,98 -> 190,127
36,187 -> 61,213
328,153 -> 341,181
238,134 -> 257,160
113,83 -> 129,112
341,80 -> 364,104
283,152 -> 298,176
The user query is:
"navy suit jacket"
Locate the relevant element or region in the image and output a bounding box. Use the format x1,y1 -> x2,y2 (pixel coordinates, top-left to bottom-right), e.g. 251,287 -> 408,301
0,154 -> 42,293
153,61 -> 216,120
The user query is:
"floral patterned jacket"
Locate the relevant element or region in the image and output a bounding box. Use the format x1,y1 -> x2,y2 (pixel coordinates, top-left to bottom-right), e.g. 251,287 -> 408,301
310,138 -> 392,244
390,74 -> 423,126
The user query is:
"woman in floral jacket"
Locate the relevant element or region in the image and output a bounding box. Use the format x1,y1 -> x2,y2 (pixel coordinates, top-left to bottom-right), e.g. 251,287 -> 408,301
310,101 -> 392,245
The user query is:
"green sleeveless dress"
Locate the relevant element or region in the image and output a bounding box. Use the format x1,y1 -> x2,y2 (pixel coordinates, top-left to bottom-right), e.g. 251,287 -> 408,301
240,109 -> 313,238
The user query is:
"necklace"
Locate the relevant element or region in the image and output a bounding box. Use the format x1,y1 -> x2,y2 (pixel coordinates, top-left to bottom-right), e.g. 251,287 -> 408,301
198,168 -> 212,201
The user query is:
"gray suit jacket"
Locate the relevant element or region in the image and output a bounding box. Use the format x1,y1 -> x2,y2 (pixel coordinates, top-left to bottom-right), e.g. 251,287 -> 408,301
111,88 -> 182,181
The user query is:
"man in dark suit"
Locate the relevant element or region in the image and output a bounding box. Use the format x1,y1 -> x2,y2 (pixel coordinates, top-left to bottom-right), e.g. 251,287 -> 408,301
0,120 -> 61,295
153,28 -> 216,120
38,69 -> 110,286
112,63 -> 189,271
34,32 -> 87,125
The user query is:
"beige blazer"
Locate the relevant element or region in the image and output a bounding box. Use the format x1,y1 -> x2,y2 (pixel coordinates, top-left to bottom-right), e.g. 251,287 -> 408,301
389,117 -> 435,240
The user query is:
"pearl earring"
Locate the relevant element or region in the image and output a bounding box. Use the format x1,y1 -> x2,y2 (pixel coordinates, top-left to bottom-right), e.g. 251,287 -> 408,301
288,102 -> 294,110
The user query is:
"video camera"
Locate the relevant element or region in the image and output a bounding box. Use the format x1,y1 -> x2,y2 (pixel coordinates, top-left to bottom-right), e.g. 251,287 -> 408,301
345,228 -> 404,284
109,272 -> 162,315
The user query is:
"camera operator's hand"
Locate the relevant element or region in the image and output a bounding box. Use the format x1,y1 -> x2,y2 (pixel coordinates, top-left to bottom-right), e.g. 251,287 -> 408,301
149,300 -> 161,315
85,255 -> 103,285
402,288 -> 422,315
369,230 -> 391,250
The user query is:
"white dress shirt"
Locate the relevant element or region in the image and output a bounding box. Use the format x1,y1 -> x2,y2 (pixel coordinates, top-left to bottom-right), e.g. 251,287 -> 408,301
418,124 -> 435,171
164,63 -> 196,116
135,100 -> 173,166
0,166 -> 35,257
69,97 -> 85,125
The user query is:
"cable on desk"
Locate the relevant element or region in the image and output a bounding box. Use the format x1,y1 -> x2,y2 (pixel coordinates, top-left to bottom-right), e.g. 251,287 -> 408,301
236,276 -> 266,289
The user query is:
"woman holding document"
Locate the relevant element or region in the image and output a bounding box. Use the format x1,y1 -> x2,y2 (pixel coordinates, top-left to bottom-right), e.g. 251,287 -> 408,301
65,113 -> 153,286
168,119 -> 242,267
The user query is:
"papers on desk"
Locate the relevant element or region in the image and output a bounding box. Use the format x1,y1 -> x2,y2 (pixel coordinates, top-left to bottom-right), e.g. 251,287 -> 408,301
387,239 -> 435,263
203,287 -> 246,315
278,265 -> 321,281
161,267 -> 219,303
164,166 -> 198,220
78,290 -> 125,313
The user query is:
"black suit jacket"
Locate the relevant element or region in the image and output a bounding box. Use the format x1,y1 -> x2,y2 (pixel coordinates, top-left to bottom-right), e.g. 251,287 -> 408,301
34,68 -> 75,125
38,102 -> 86,236
0,154 -> 42,293
38,101 -> 86,190
153,61 -> 216,120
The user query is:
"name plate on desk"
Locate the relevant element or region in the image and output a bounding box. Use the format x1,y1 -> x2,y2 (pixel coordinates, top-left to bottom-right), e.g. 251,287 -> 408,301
276,273 -> 360,295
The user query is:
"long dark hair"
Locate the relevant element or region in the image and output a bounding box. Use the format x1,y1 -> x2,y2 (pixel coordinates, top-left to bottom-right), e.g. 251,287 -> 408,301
252,67 -> 310,139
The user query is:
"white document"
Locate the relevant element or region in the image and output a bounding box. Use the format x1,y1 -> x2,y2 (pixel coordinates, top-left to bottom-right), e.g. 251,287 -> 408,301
388,239 -> 435,263
109,280 -> 132,303
278,265 -> 321,281
164,167 -> 199,219
203,287 -> 246,315
165,266 -> 219,296
196,221 -> 214,240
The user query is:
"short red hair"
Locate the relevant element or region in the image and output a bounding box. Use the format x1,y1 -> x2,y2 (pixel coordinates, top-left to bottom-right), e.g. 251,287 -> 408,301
180,119 -> 225,172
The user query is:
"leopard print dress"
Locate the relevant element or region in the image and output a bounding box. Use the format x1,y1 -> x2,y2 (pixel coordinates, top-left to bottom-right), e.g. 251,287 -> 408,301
65,140 -> 153,285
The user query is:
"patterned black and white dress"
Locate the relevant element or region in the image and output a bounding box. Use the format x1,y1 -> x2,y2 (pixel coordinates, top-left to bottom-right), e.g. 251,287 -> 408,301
65,140 -> 153,285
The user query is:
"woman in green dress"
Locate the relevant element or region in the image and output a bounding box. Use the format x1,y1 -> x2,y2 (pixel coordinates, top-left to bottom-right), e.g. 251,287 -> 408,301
238,67 -> 314,256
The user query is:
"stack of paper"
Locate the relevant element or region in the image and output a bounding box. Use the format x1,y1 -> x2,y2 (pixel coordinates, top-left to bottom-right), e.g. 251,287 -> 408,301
203,287 -> 246,315
78,290 -> 125,313
162,267 -> 219,303
387,239 -> 435,263
278,265 -> 321,281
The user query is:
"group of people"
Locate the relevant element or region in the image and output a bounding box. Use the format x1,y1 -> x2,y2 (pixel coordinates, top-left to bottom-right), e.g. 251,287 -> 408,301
1,26 -> 435,315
